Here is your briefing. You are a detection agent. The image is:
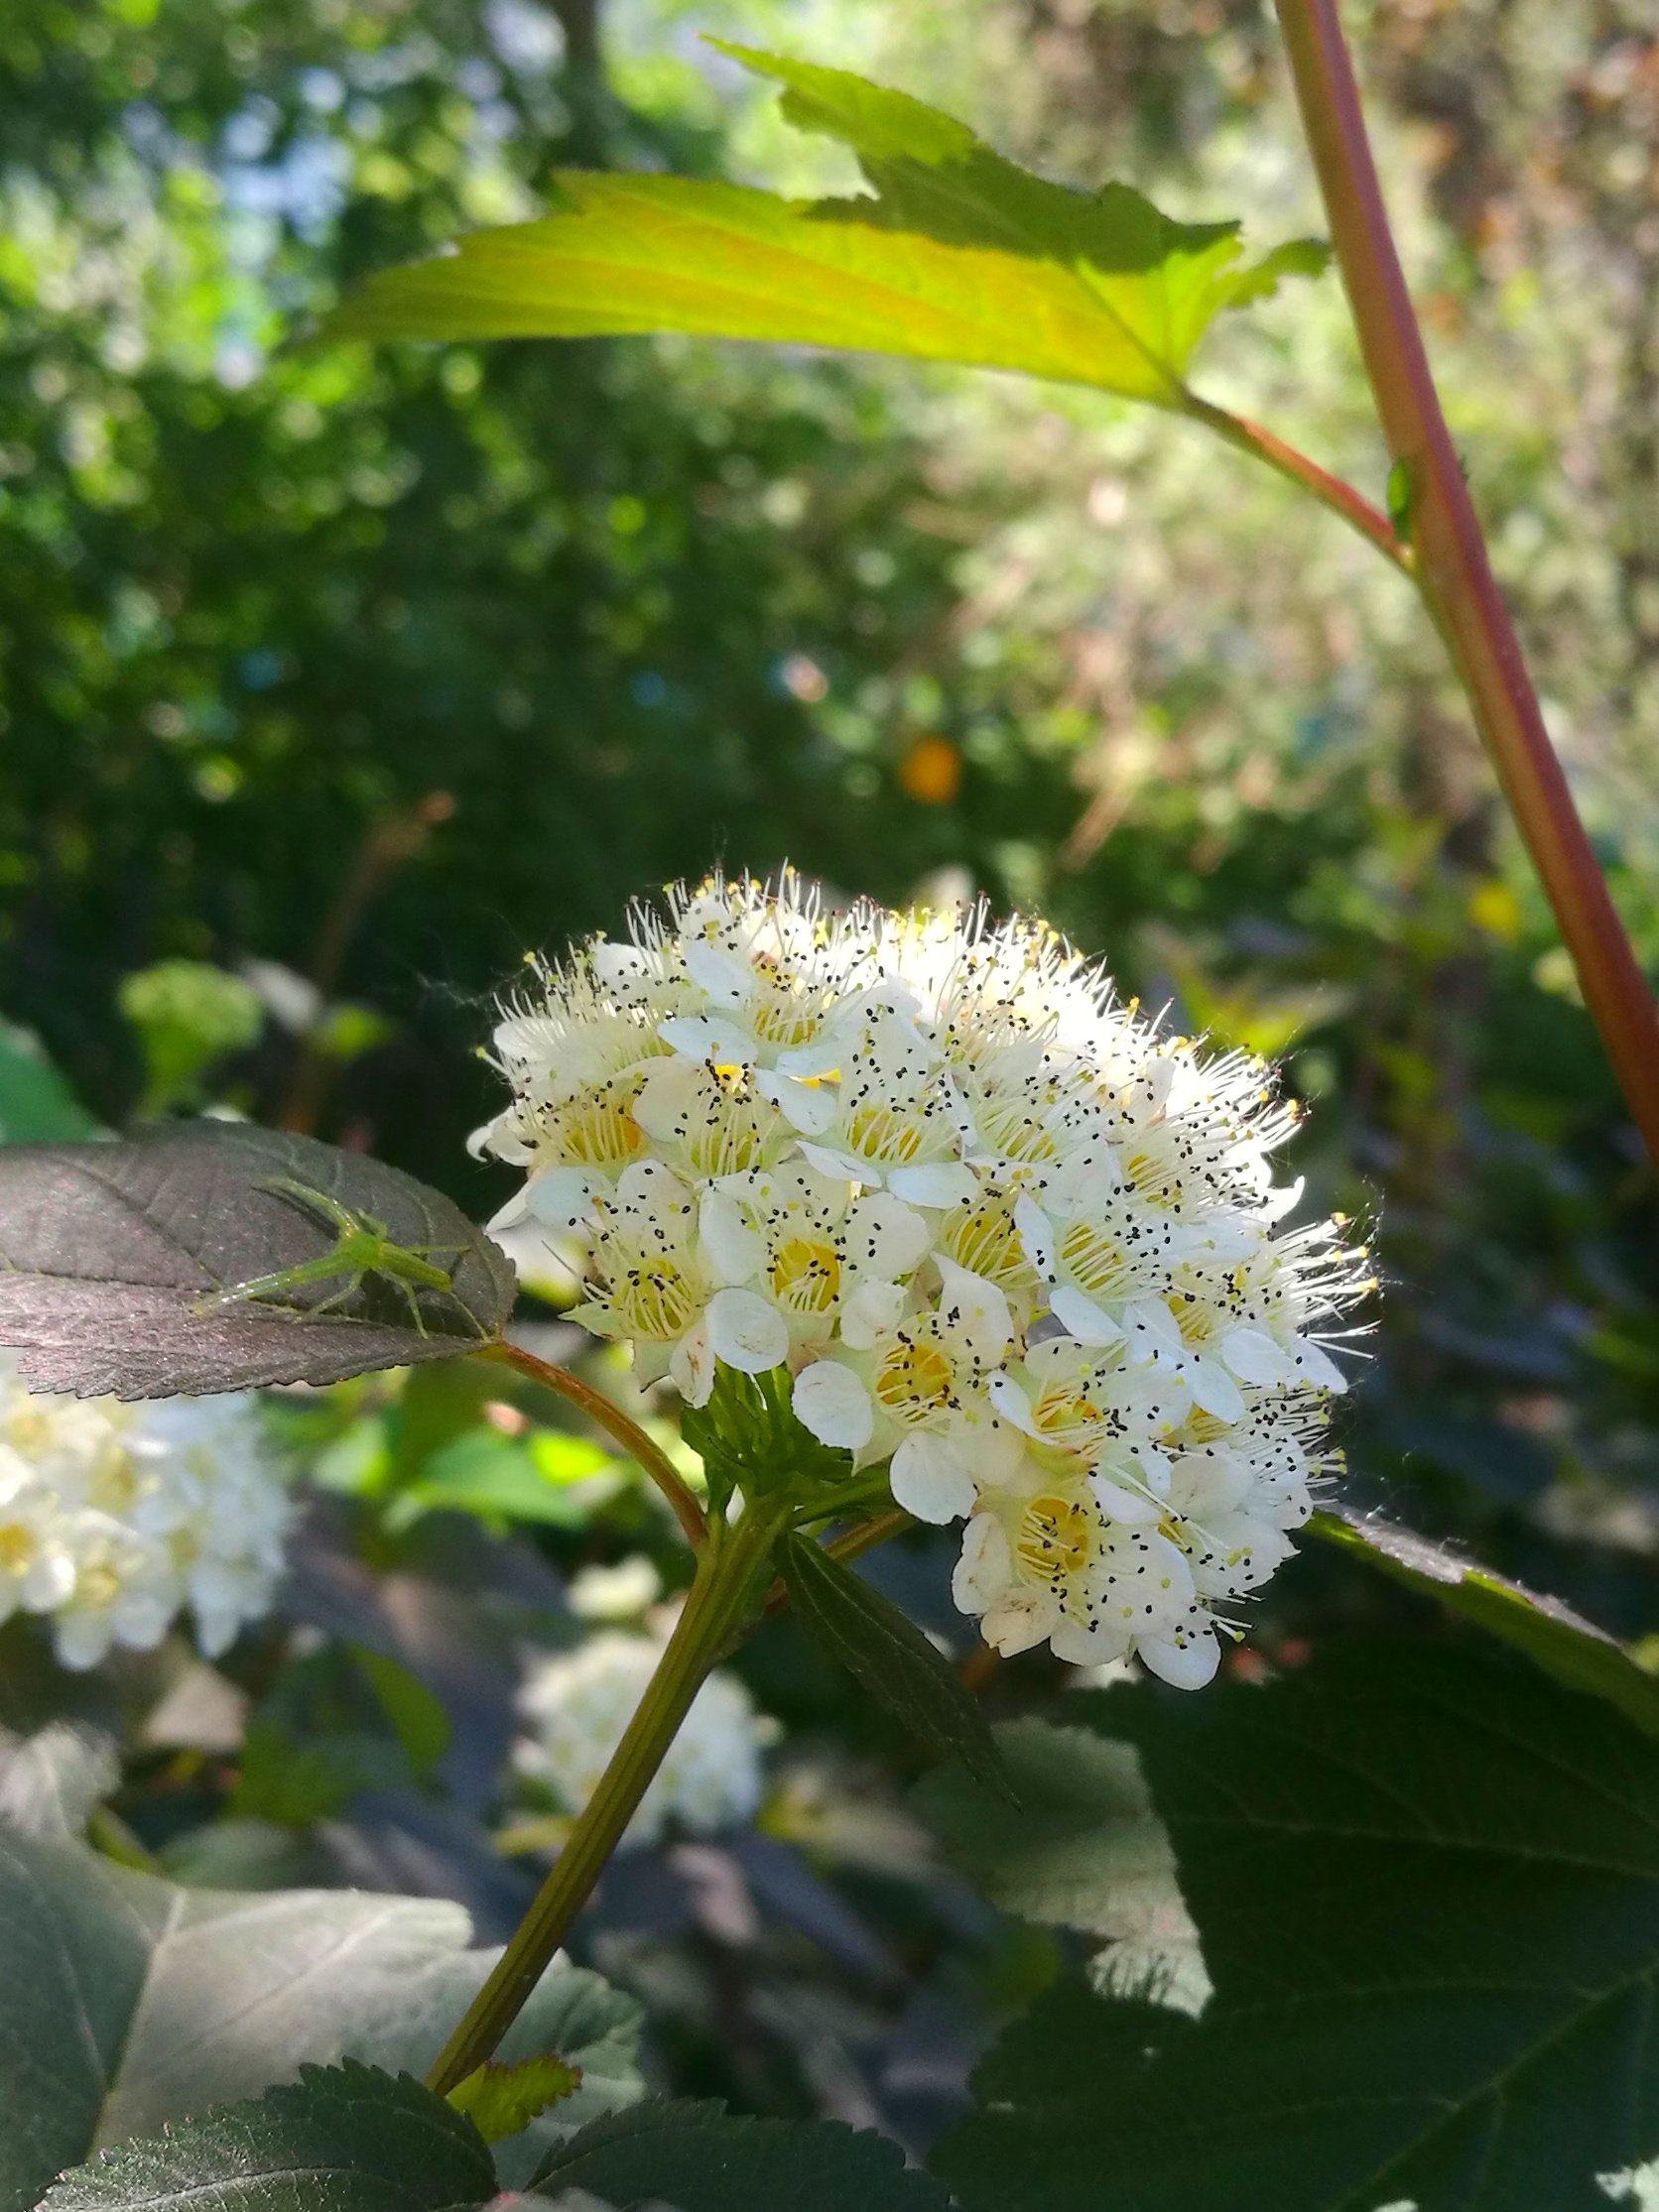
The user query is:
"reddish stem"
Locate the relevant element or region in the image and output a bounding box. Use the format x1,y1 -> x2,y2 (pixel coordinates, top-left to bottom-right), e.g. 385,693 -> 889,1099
1274,0 -> 1659,1168
489,1339 -> 707,1550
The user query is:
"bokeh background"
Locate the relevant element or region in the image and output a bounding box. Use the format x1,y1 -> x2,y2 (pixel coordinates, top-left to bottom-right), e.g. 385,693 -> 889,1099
4,0 -> 1659,2144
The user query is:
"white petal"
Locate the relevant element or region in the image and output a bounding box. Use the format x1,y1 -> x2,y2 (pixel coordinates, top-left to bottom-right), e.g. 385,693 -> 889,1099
754,1070 -> 838,1135
1122,1296 -> 1183,1359
792,1360 -> 874,1451
1050,1283 -> 1125,1348
890,1432 -> 977,1525
1199,1215 -> 1260,1261
934,1257 -> 1013,1364
840,1278 -> 907,1350
887,1162 -> 978,1209
775,1034 -> 845,1078
799,1142 -> 877,1185
705,1288 -> 789,1375
953,1511 -> 1011,1612
1137,1625 -> 1222,1690
955,1407 -> 1026,1485
699,1188 -> 761,1286
985,1372 -> 1040,1438
981,1594 -> 1055,1656
524,1166 -> 603,1230
845,1191 -> 933,1277
1086,1471 -> 1161,1527
1294,1339 -> 1348,1393
1013,1190 -> 1057,1279
1167,1448 -> 1250,1519
1187,1356 -> 1244,1423
1220,1325 -> 1295,1386
590,940 -> 658,992
1051,1617 -> 1134,1667
658,1013 -> 755,1063
670,1319 -> 715,1407
684,939 -> 751,1006
1262,1174 -> 1306,1224
486,1183 -> 531,1231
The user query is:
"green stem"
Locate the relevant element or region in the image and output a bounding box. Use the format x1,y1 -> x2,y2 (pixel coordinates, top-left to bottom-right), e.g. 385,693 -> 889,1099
489,1338 -> 707,1551
1274,0 -> 1659,1171
425,1498 -> 785,2095
1179,389 -> 1411,574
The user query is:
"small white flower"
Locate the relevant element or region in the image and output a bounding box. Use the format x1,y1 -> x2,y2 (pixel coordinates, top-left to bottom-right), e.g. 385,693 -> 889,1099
515,1629 -> 771,1845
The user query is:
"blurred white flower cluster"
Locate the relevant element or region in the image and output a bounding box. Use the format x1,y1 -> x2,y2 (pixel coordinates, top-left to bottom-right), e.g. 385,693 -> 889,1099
0,1355 -> 294,1670
477,873 -> 1367,1688
516,1630 -> 768,1845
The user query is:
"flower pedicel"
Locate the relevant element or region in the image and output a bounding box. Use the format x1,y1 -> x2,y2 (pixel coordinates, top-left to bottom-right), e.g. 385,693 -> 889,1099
477,873 -> 1368,1689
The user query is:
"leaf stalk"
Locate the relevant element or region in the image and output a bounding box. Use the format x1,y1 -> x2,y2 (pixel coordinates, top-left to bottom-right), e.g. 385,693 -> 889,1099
1274,0 -> 1659,1168
1178,388 -> 1411,573
490,1339 -> 707,1550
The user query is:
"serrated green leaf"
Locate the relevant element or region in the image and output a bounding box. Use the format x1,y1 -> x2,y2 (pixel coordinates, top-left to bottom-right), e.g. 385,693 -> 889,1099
912,1717 -> 1207,2014
778,1533 -> 1010,1797
1312,1503 -> 1659,1738
0,1826 -> 641,2212
0,1124 -> 515,1397
530,2096 -> 952,2211
324,50 -> 1326,411
43,2059 -> 496,2212
933,1641 -> 1659,2212
448,2054 -> 581,2144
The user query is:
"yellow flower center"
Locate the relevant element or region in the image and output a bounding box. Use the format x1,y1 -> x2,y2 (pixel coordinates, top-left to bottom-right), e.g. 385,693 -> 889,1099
769,1235 -> 840,1317
1016,1495 -> 1093,1588
548,1082 -> 645,1169
1060,1218 -> 1134,1300
77,1563 -> 121,1608
874,1335 -> 954,1422
974,1098 -> 1059,1166
614,1262 -> 701,1341
845,1103 -> 926,1166
681,1078 -> 778,1179
1169,1291 -> 1217,1349
942,1194 -> 1037,1291
0,1523 -> 35,1574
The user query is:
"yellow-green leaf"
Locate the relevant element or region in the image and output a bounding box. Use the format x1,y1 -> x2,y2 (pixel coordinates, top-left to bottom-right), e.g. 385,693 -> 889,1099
447,2053 -> 581,2144
324,48 -> 1326,410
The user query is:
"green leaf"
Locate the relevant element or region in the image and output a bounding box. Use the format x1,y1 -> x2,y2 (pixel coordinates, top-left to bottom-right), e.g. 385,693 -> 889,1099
117,960 -> 264,1118
912,1717 -> 1207,2014
0,1123 -> 515,1397
778,1532 -> 1010,1798
0,1826 -> 641,2212
387,1424 -> 618,1533
530,2097 -> 953,2211
933,1641 -> 1659,2212
352,1646 -> 452,1778
324,49 -> 1325,411
448,2054 -> 580,2144
0,1016 -> 99,1142
43,2060 -> 496,2212
1312,1503 -> 1659,1739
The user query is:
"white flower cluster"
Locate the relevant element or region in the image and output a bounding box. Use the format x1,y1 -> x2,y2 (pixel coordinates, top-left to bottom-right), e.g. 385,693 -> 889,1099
516,1631 -> 769,1845
478,873 -> 1367,1689
0,1355 -> 294,1670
